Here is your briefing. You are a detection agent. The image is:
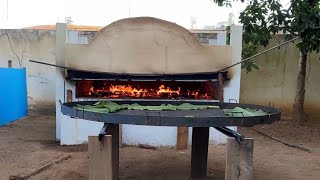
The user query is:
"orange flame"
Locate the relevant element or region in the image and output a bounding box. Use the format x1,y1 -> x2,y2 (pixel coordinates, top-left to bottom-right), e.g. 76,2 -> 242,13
157,85 -> 180,96
109,85 -> 147,97
87,84 -> 211,99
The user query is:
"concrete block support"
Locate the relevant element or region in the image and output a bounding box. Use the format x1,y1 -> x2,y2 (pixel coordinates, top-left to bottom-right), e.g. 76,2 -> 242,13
88,124 -> 119,180
88,135 -> 113,180
225,138 -> 254,180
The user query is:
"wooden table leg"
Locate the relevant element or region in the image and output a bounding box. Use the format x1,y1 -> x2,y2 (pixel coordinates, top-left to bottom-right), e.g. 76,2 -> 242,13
177,127 -> 189,150
191,127 -> 210,178
106,124 -> 119,180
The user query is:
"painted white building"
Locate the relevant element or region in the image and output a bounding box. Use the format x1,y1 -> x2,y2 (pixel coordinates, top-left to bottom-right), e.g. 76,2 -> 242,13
55,18 -> 243,146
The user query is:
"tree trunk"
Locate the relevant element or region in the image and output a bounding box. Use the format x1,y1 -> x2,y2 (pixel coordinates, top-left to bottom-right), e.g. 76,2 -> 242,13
293,52 -> 308,125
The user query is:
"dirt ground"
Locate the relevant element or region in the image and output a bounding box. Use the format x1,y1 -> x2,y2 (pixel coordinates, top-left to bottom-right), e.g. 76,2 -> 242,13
1,110 -> 320,180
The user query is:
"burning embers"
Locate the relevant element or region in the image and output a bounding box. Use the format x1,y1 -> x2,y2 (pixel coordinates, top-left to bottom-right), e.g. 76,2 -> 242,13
76,80 -> 216,100
94,84 -> 181,98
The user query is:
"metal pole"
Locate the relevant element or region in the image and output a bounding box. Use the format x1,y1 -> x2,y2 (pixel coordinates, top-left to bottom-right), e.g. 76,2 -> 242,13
29,59 -> 76,70
218,37 -> 300,72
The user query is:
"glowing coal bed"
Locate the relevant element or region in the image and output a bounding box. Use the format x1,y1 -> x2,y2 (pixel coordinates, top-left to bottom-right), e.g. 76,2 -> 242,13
75,80 -> 218,100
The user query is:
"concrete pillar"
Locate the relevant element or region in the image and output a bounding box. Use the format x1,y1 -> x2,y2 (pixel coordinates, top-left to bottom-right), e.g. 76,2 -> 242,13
55,23 -> 66,141
224,25 -> 243,103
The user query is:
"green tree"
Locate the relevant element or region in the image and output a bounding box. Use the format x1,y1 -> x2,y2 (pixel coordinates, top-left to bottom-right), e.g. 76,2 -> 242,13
65,16 -> 73,25
212,0 -> 320,124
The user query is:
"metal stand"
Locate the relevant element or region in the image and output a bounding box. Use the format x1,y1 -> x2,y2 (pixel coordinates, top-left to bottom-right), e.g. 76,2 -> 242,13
191,127 -> 209,178
106,124 -> 119,179
214,127 -> 245,143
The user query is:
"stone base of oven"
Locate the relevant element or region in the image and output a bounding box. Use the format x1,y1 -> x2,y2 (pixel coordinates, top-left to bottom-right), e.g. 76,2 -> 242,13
60,115 -> 236,146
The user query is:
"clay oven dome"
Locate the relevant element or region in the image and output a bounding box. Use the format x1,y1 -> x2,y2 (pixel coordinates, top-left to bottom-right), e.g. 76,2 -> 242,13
65,17 -> 232,74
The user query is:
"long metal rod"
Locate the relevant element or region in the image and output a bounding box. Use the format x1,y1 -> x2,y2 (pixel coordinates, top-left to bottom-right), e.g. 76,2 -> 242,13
29,59 -> 77,70
29,59 -> 224,76
31,36 -> 299,74
218,36 -> 300,72
214,127 -> 245,143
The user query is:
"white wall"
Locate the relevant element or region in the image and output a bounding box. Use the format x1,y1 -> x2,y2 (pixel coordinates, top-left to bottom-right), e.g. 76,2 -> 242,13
0,30 -> 56,108
224,26 -> 242,103
0,30 -> 97,111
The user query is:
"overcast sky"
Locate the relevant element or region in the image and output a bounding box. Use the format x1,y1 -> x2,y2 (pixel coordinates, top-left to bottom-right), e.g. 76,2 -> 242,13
0,0 -> 290,29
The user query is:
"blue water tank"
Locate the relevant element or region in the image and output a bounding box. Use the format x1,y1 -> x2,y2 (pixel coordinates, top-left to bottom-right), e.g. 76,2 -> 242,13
0,68 -> 28,126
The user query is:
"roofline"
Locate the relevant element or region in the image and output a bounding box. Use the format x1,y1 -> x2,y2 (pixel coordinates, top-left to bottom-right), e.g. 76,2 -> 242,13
189,29 -> 227,34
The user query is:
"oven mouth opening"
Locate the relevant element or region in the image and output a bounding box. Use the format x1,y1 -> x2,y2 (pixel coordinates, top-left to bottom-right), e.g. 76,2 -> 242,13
75,80 -> 219,100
